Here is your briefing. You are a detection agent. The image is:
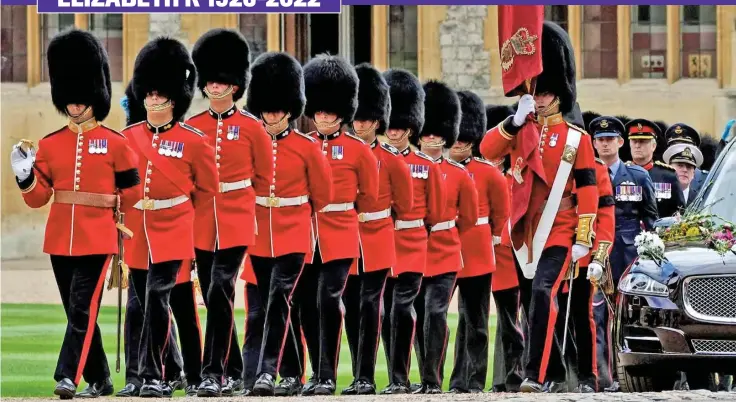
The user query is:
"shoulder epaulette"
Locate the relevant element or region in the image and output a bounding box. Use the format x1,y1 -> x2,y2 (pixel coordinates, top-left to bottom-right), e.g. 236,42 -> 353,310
594,157 -> 605,165
295,130 -> 316,142
99,124 -> 125,138
345,132 -> 366,144
122,121 -> 146,132
179,122 -> 205,136
188,110 -> 208,120
414,150 -> 434,162
566,122 -> 589,135
446,159 -> 467,170
654,160 -> 675,171
239,109 -> 259,121
43,126 -> 67,139
380,142 -> 400,155
473,157 -> 494,166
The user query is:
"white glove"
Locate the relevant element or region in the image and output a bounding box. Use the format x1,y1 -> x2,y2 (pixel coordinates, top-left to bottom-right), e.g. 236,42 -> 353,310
493,236 -> 502,246
571,244 -> 589,262
10,142 -> 36,181
513,94 -> 536,127
586,262 -> 603,282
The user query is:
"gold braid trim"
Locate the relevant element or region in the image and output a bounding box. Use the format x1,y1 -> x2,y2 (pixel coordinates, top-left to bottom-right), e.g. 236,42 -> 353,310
575,214 -> 596,247
498,122 -> 514,140
593,241 -> 612,266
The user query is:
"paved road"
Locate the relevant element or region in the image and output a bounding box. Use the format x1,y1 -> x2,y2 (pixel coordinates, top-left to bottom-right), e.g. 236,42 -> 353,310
3,391 -> 735,401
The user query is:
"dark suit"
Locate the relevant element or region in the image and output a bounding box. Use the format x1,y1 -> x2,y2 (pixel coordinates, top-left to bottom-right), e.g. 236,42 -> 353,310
594,160 -> 658,390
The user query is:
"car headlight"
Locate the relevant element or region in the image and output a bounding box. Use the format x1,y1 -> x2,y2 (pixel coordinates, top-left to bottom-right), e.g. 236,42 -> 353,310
619,272 -> 669,296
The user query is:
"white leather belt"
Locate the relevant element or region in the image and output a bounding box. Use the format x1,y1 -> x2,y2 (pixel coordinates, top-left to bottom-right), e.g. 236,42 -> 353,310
134,195 -> 189,211
395,219 -> 424,230
476,216 -> 489,225
321,202 -> 355,213
255,195 -> 309,208
431,220 -> 456,232
220,178 -> 252,193
359,208 -> 391,223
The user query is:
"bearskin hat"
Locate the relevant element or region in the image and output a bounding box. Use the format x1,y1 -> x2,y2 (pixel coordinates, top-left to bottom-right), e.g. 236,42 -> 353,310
418,80 -> 460,148
564,102 -> 584,128
47,28 -> 112,121
303,53 -> 358,123
122,80 -> 148,126
456,90 -> 486,145
700,134 -> 718,171
536,21 -> 576,114
383,69 -> 425,135
247,52 -> 305,123
486,104 -> 514,130
131,37 -> 196,122
653,120 -> 669,162
192,29 -> 250,102
354,63 -> 391,135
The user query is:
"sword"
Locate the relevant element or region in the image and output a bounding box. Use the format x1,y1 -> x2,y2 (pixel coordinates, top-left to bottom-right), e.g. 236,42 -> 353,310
561,258 -> 575,357
109,210 -> 132,373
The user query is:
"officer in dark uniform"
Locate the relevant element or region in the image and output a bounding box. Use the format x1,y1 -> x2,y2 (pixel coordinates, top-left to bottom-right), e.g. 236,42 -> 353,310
591,116 -> 658,392
625,119 -> 684,218
662,124 -> 705,207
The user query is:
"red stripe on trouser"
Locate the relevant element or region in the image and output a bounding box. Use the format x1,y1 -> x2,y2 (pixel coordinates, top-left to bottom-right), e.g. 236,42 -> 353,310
275,260 -> 306,374
405,279 -> 423,376
300,332 -> 307,383
192,285 -> 203,358
372,280 -> 388,370
587,285 -> 599,390
537,258 -> 571,383
222,284 -> 236,378
332,271 -> 353,375
74,255 -> 112,385
436,277 -> 457,377
161,309 -> 172,379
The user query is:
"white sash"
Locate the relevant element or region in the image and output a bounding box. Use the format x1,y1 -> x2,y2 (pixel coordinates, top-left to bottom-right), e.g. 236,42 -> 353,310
513,127 -> 581,279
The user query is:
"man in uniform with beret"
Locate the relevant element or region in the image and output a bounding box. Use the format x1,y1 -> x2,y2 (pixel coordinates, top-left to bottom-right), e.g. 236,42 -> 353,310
591,116 -> 658,392
625,119 -> 684,218
10,28 -> 140,399
662,124 -> 704,207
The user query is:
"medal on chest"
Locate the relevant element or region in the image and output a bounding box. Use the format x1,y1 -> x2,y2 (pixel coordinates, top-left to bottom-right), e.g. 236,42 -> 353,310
615,182 -> 643,202
331,145 -> 344,160
410,164 -> 428,179
227,126 -> 240,140
159,140 -> 184,159
88,138 -> 108,155
549,133 -> 559,148
654,182 -> 671,199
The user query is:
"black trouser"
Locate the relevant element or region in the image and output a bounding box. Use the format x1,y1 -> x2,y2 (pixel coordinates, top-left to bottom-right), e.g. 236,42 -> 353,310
124,268 -> 185,387
138,259 -> 182,382
555,271 -> 598,389
170,280 -> 203,385
343,268 -> 390,383
514,254 -> 533,372
279,309 -> 307,380
51,254 -> 110,386
413,272 -> 457,387
381,273 -> 422,386
241,283 -> 264,390
195,246 -> 247,381
251,253 -> 305,377
295,246 -> 352,381
490,287 -> 524,392
524,246 -> 569,384
593,288 -> 615,389
449,274 -> 492,392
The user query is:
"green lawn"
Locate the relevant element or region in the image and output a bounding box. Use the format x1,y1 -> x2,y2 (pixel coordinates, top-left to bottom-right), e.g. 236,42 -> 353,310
1,304 -> 496,397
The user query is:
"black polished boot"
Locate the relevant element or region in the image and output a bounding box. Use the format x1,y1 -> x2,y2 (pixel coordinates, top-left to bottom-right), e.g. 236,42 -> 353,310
197,377 -> 222,397
54,378 -> 77,400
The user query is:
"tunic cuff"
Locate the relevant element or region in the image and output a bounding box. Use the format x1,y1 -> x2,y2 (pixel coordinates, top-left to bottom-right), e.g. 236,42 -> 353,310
500,116 -> 522,139
575,213 -> 596,248
592,241 -> 612,266
17,171 -> 37,193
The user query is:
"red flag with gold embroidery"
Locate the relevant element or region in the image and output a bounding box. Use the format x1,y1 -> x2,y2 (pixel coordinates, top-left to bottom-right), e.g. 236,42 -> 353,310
498,5 -> 547,229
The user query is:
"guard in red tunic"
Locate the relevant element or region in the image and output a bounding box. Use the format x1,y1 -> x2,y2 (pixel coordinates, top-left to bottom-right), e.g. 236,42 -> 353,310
485,105 -> 526,394
293,54 -> 379,396
448,91 -> 509,394
377,70 -> 440,395
341,63 -> 414,396
122,37 -> 219,398
411,81 -> 478,394
480,22 -> 599,392
245,52 -> 333,397
10,29 -> 139,399
187,28 -> 274,397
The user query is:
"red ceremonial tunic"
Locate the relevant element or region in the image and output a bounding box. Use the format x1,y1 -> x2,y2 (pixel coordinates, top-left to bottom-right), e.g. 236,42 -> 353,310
187,106 -> 274,251
425,157 -> 478,277
308,131 -> 379,264
249,129 -> 333,258
578,159 -> 615,268
122,121 -> 219,269
480,113 -> 599,256
457,157 -> 510,278
393,147 -> 446,276
18,121 -> 140,256
492,172 -> 519,292
239,254 -> 257,284
350,140 -> 414,274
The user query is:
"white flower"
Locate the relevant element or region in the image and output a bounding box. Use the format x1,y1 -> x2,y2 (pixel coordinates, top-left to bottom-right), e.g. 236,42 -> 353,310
635,231 -> 665,260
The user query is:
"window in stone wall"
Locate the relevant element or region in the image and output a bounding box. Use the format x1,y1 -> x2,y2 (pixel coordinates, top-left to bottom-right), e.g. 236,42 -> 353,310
89,14 -> 123,82
388,5 -> 418,76
1,6 -> 27,83
582,6 -> 618,79
40,14 -> 74,81
544,5 -> 568,31
239,14 -> 267,62
631,6 -> 667,78
681,5 -> 716,79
